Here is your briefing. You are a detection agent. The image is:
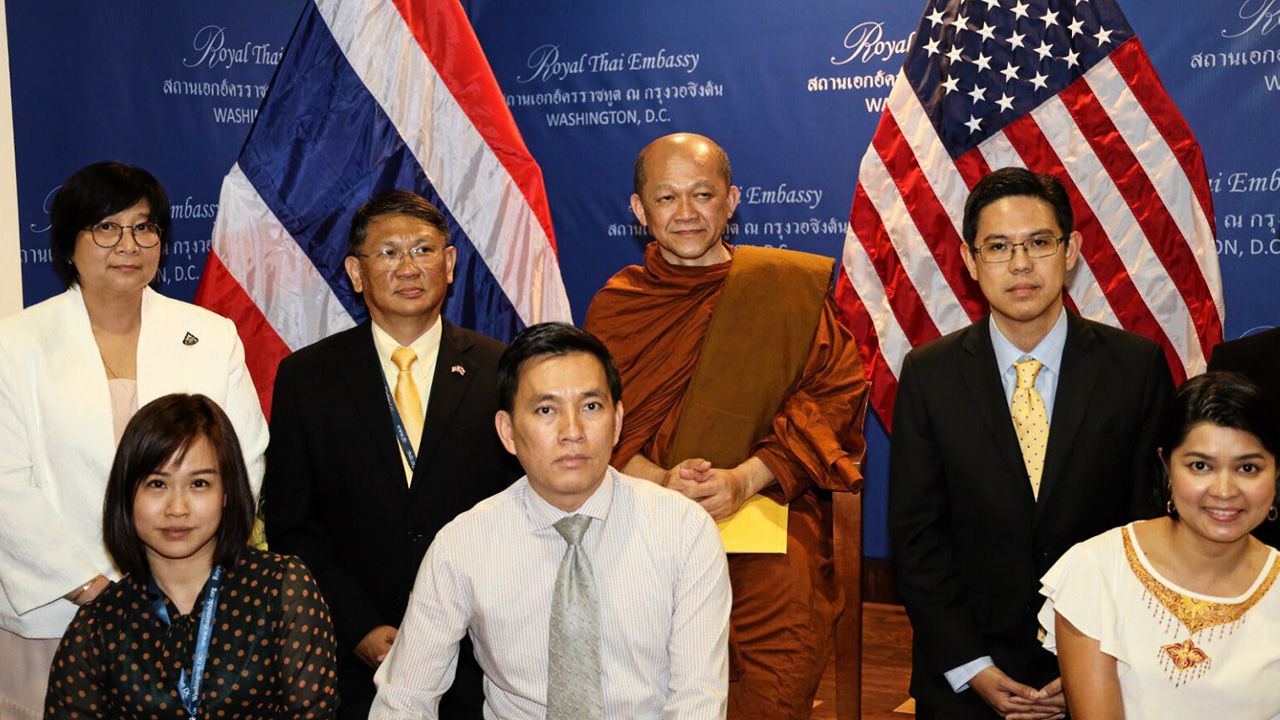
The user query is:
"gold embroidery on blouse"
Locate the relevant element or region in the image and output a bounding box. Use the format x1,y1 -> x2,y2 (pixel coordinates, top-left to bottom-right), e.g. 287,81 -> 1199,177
1122,526 -> 1280,687
1161,638 -> 1209,672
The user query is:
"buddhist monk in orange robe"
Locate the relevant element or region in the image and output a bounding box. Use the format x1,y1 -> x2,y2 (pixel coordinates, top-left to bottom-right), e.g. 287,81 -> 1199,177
585,133 -> 867,719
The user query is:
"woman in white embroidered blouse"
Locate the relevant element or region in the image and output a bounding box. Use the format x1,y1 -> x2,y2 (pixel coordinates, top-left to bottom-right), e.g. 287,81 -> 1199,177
1039,372 -> 1280,719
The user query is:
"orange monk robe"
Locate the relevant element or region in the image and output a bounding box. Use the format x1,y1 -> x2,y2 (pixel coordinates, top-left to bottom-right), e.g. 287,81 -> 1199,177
585,242 -> 867,720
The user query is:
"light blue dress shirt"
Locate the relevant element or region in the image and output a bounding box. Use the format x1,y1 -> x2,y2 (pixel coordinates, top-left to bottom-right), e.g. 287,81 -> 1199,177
944,308 -> 1068,693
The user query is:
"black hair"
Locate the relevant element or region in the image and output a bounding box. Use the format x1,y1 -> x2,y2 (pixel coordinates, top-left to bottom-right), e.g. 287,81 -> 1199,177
1156,372 -> 1280,513
961,167 -> 1073,249
497,322 -> 623,413
348,189 -> 450,255
102,394 -> 256,579
49,161 -> 171,288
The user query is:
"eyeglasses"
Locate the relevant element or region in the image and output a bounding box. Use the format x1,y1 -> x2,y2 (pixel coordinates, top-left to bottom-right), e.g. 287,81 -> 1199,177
86,221 -> 163,249
972,235 -> 1066,264
354,245 -> 449,268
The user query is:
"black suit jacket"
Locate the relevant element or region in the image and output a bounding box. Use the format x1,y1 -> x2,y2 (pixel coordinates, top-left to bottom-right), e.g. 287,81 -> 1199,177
1208,326 -> 1280,548
888,312 -> 1173,719
265,320 -> 517,718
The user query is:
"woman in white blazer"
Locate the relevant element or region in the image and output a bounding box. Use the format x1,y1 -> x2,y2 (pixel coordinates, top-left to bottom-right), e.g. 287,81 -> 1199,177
0,162 -> 267,718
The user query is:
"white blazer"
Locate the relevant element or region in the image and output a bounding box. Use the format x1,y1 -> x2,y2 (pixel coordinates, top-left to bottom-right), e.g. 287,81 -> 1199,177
0,286 -> 268,638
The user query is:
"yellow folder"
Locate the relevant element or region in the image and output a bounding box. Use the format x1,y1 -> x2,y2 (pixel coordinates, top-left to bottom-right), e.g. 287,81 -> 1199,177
716,495 -> 788,554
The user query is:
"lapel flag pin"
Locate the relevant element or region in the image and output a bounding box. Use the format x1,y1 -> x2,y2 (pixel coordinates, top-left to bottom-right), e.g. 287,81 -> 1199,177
182,332 -> 199,346
451,365 -> 466,376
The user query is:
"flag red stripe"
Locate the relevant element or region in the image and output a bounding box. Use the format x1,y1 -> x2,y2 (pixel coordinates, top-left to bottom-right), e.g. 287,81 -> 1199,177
834,269 -> 900,429
953,146 -> 992,191
999,113 -> 1186,381
1058,81 -> 1220,360
1108,39 -> 1217,238
389,0 -> 558,252
194,252 -> 292,419
849,183 -> 943,347
872,114 -> 986,322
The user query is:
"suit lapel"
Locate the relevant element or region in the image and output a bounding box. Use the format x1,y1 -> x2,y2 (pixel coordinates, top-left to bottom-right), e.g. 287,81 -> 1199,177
346,324 -> 412,501
1035,313 -> 1100,517
411,322 -> 477,488
960,320 -> 1033,493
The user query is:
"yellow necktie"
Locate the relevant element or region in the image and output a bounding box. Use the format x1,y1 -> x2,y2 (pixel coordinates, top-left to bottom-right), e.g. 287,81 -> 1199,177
1011,359 -> 1048,498
390,347 -> 424,462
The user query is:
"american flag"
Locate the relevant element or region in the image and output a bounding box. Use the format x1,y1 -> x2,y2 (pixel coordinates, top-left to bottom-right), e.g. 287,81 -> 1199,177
836,0 -> 1223,426
195,0 -> 571,416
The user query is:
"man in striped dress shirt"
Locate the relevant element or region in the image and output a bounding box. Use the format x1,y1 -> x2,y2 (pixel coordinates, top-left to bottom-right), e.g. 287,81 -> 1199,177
369,322 -> 732,719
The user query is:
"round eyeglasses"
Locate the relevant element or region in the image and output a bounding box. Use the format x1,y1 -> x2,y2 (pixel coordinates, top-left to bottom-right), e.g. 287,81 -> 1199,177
972,235 -> 1066,264
85,221 -> 163,249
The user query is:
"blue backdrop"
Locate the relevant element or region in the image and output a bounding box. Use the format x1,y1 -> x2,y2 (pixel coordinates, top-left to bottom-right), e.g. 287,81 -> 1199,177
8,0 -> 1279,559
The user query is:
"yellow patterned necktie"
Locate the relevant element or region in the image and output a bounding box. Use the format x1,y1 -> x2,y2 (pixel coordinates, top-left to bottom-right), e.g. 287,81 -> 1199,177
1011,358 -> 1048,498
390,347 -> 425,464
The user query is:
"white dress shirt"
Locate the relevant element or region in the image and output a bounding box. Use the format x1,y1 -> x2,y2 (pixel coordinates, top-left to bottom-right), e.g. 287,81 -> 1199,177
370,319 -> 441,480
945,307 -> 1069,692
370,468 -> 732,719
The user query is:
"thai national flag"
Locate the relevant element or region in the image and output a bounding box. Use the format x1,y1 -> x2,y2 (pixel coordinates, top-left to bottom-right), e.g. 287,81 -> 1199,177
195,0 -> 571,417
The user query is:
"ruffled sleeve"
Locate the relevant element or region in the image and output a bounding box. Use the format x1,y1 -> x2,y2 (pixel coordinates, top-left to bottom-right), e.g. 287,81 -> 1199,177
1038,526 -> 1130,665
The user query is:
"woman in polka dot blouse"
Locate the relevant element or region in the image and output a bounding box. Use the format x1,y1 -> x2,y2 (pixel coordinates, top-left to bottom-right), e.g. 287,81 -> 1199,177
43,394 -> 337,719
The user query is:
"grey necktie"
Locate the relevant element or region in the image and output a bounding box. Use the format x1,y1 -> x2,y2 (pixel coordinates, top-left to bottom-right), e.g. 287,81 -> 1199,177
546,514 -> 604,720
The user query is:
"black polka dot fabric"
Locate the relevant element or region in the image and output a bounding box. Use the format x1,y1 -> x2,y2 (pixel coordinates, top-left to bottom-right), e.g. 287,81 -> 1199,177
43,548 -> 337,719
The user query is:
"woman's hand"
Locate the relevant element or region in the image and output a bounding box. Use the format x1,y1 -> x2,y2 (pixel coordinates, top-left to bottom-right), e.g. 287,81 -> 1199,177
65,575 -> 111,606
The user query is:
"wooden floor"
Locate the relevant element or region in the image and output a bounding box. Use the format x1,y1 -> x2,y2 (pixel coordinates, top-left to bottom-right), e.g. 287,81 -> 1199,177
811,602 -> 914,719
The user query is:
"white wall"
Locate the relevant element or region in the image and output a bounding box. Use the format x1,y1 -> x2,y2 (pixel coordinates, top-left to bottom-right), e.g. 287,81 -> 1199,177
0,0 -> 21,317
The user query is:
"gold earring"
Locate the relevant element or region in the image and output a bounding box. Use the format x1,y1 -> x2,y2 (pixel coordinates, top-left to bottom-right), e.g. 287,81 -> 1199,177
1166,500 -> 1176,516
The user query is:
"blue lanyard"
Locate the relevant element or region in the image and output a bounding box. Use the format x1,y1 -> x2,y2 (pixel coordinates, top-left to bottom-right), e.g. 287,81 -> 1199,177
148,565 -> 224,718
380,371 -> 418,471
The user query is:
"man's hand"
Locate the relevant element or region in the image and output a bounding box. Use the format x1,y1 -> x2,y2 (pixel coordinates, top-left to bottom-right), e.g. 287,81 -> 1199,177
687,457 -> 775,521
355,625 -> 398,669
663,458 -> 712,494
969,667 -> 1066,720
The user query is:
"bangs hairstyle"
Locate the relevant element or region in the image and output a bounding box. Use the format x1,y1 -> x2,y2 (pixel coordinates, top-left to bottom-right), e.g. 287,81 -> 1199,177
498,322 -> 623,413
49,161 -> 171,289
961,166 -> 1073,249
103,394 -> 256,579
1156,372 -> 1280,508
347,189 -> 451,255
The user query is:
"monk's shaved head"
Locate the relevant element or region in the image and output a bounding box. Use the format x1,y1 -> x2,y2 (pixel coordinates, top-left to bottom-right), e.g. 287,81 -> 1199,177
633,133 -> 732,195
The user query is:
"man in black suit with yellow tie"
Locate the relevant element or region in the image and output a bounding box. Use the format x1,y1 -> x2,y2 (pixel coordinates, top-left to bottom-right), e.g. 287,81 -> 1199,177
889,168 -> 1174,719
265,190 -> 516,719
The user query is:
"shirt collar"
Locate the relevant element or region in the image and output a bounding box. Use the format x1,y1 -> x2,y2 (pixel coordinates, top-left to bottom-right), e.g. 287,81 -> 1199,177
370,317 -> 443,366
989,307 -> 1068,376
520,467 -> 616,532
